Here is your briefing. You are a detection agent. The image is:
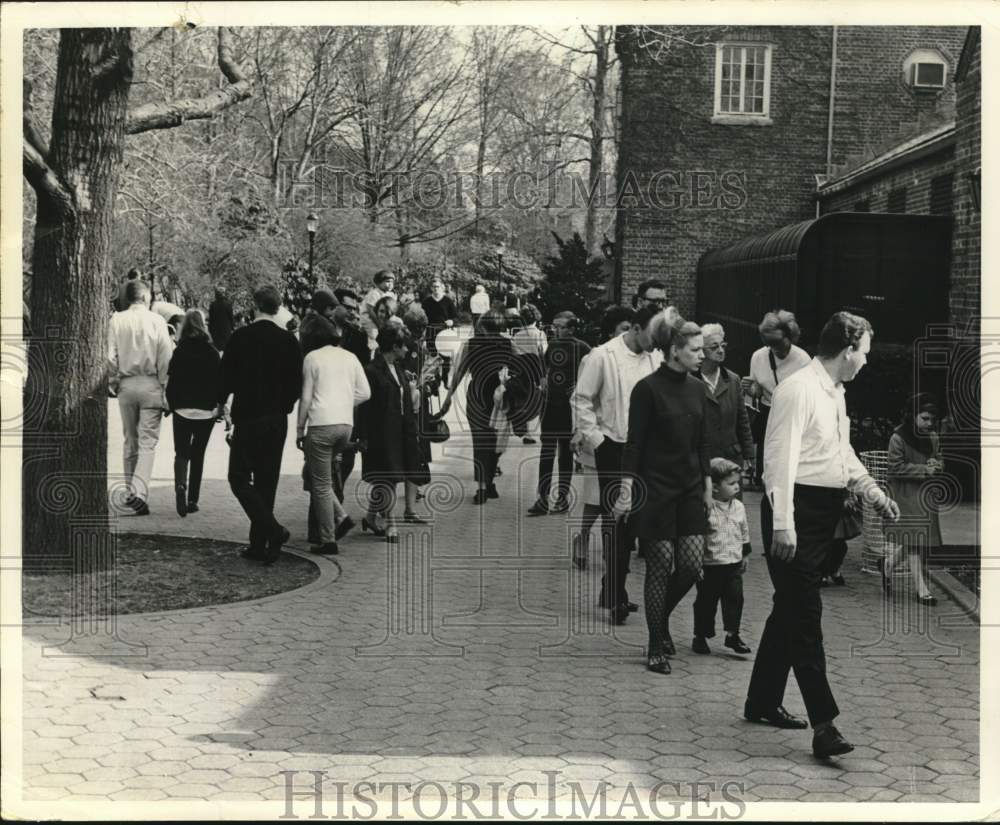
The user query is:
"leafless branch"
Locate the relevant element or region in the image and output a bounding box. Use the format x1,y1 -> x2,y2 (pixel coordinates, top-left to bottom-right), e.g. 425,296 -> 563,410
126,27 -> 252,134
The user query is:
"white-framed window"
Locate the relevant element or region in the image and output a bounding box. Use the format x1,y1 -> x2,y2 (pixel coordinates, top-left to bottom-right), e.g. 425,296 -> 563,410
714,43 -> 772,120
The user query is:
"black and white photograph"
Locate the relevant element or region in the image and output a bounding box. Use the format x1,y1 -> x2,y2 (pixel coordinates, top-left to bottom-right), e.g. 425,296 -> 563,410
1,1 -> 993,820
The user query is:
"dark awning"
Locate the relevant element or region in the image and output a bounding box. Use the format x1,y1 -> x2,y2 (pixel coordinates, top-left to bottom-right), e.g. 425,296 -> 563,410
698,218 -> 816,274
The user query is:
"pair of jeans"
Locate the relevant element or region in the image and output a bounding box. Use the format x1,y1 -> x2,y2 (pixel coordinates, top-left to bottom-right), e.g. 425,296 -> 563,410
117,375 -> 164,501
227,414 -> 287,553
172,414 -> 215,503
693,562 -> 744,637
747,486 -> 842,727
304,424 -> 353,543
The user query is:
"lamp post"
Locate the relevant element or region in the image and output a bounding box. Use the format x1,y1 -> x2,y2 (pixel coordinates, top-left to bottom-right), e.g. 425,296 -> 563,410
495,241 -> 505,304
306,212 -> 318,286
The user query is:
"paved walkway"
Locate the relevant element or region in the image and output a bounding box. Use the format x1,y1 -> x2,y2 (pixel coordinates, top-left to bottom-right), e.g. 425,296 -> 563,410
16,400 -> 980,809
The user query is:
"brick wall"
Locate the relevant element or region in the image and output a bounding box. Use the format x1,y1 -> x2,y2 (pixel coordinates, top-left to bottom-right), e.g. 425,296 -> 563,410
951,30 -> 980,332
616,25 -> 970,319
819,142 -> 956,214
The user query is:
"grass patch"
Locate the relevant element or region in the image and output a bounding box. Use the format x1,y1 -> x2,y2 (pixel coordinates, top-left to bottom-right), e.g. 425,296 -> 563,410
22,533 -> 321,618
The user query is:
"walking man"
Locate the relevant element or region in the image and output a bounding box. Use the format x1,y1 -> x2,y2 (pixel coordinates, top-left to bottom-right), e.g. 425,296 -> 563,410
220,285 -> 303,564
528,311 -> 590,515
745,311 -> 899,758
571,305 -> 664,624
108,279 -> 174,515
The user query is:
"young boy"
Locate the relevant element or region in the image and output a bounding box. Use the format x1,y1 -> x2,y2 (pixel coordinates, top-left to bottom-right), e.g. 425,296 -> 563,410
692,457 -> 753,655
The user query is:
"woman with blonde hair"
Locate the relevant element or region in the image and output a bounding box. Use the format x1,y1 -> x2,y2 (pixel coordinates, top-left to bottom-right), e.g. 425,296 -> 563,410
616,312 -> 711,674
165,309 -> 222,517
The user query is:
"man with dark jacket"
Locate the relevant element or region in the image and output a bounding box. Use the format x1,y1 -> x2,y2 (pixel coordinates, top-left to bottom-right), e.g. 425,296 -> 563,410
695,323 -> 754,480
220,285 -> 303,564
208,287 -> 236,351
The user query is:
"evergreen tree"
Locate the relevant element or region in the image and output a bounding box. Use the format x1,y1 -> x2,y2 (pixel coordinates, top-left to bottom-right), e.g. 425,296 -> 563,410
537,232 -> 608,338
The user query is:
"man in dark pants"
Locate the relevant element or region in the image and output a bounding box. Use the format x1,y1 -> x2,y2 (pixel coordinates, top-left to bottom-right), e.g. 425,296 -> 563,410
746,312 -> 899,759
571,305 -> 662,625
528,312 -> 589,515
333,288 -> 370,502
220,285 -> 303,564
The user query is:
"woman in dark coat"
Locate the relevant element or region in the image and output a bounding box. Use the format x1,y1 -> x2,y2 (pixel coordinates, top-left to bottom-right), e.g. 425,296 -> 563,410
440,310 -> 520,504
357,325 -> 423,542
617,314 -> 712,674
165,310 -> 222,517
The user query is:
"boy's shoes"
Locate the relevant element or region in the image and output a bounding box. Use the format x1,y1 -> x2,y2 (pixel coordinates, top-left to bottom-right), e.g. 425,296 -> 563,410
692,636 -> 711,654
725,634 -> 752,654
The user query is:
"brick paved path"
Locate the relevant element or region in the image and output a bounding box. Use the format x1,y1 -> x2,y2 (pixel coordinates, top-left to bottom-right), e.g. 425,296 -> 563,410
16,401 -> 980,808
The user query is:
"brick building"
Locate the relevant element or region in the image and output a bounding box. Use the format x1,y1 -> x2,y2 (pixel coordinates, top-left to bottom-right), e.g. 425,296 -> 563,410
614,25 -> 971,317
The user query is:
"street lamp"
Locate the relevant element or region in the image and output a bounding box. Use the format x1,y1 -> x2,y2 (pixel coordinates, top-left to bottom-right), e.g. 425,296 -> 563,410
306,212 -> 319,283
495,241 -> 505,302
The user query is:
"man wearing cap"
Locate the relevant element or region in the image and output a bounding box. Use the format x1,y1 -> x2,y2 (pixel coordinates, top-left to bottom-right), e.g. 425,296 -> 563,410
529,311 -> 590,516
362,270 -> 397,313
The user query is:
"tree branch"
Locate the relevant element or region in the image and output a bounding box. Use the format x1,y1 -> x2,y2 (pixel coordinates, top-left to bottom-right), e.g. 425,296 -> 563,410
126,27 -> 252,134
23,139 -> 75,217
23,78 -> 50,158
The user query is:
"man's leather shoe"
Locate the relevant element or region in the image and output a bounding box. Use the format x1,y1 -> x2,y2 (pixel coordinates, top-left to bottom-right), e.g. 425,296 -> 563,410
527,500 -> 549,516
263,526 -> 290,565
812,725 -> 854,758
725,634 -> 752,654
692,636 -> 711,654
610,605 -> 629,625
130,498 -> 150,516
487,484 -> 500,499
744,701 -> 808,729
312,542 -> 339,555
626,601 -> 639,613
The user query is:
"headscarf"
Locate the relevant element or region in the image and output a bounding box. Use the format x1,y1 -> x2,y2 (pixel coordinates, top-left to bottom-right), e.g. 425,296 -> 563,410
894,393 -> 939,456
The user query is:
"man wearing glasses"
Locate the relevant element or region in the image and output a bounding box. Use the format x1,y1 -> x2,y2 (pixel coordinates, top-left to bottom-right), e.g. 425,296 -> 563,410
633,280 -> 669,310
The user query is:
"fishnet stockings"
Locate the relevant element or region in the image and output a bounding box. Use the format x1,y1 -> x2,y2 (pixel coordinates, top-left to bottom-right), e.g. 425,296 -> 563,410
643,535 -> 705,656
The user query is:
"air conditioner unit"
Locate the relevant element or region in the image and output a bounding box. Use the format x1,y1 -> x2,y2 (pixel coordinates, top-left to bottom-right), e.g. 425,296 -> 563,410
911,61 -> 946,89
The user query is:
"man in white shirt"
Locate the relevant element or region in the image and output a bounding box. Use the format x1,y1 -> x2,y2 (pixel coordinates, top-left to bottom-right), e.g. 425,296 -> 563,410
745,311 -> 899,760
742,310 -> 811,484
297,334 -> 371,555
108,280 -> 174,514
571,304 -> 665,625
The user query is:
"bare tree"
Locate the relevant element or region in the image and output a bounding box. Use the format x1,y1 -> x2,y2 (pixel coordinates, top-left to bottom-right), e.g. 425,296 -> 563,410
22,27 -> 253,564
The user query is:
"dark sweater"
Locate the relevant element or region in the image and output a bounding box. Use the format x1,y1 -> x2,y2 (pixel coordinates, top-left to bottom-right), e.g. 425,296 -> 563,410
220,320 -> 303,423
208,296 -> 235,350
341,324 -> 371,367
622,365 -> 711,535
421,294 -> 457,327
167,339 -> 222,411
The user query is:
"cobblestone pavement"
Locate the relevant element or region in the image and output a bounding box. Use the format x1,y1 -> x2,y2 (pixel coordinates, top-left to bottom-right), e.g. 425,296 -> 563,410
16,400 -> 980,809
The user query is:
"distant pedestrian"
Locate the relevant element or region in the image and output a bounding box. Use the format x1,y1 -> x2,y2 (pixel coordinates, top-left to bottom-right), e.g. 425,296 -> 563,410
692,458 -> 753,656
297,309 -> 371,556
882,393 -> 943,605
434,311 -> 474,390
208,287 -> 235,350
219,285 -> 303,564
108,279 -> 173,515
114,267 -> 144,312
527,311 -> 589,516
166,310 -> 221,517
421,278 -> 457,342
470,284 -> 490,324
511,303 -> 547,444
742,310 -> 811,485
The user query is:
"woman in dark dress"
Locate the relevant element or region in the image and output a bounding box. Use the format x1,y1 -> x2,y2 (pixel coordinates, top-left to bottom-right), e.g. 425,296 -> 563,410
401,305 -> 442,521
617,314 -> 712,674
165,310 -> 222,517
356,326 -> 423,542
440,310 -> 520,504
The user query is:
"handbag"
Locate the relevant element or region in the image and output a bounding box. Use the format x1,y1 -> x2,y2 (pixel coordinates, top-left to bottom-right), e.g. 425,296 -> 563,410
423,394 -> 450,444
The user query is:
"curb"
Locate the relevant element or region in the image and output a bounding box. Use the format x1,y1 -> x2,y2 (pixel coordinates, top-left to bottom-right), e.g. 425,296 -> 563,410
930,568 -> 980,623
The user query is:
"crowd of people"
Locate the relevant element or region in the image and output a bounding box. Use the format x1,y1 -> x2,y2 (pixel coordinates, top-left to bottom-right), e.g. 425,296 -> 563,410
107,269 -> 948,760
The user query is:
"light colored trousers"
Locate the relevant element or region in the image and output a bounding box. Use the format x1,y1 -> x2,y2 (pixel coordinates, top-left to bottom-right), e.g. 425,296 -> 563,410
118,375 -> 164,501
305,424 -> 353,543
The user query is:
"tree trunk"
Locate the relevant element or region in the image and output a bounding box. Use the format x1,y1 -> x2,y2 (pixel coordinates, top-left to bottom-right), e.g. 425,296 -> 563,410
23,29 -> 133,569
584,26 -> 609,259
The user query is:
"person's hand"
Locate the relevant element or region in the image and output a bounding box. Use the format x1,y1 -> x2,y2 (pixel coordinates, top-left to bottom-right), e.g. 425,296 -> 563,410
356,439 -> 368,453
296,435 -> 306,452
611,488 -> 632,521
741,376 -> 755,394
740,557 -> 749,574
771,528 -> 797,562
439,396 -> 452,416
926,458 -> 943,475
498,366 -> 510,386
874,493 -> 900,522
703,488 -> 714,515
570,431 -> 584,455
